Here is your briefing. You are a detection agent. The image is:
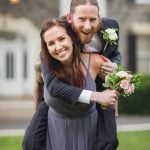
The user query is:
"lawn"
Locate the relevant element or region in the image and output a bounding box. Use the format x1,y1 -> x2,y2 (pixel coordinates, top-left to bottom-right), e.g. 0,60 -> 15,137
117,130 -> 150,150
0,136 -> 23,150
0,130 -> 150,150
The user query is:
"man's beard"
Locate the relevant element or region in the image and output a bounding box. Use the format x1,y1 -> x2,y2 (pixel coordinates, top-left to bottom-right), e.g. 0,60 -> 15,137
71,23 -> 94,44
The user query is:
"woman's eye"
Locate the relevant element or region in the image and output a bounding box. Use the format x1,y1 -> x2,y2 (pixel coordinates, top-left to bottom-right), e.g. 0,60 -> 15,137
48,42 -> 54,46
59,37 -> 65,41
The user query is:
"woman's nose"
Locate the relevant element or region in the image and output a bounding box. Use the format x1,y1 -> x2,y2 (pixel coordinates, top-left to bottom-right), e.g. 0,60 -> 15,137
55,44 -> 62,51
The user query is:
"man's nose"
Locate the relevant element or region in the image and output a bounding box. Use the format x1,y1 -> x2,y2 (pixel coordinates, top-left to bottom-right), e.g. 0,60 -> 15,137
84,20 -> 92,31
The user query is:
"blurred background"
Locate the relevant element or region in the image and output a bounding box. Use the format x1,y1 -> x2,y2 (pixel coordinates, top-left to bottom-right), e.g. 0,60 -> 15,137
0,0 -> 150,149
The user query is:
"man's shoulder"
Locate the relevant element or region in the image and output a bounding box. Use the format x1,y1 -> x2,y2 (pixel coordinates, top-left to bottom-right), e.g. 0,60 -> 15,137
101,17 -> 119,28
102,17 -> 118,23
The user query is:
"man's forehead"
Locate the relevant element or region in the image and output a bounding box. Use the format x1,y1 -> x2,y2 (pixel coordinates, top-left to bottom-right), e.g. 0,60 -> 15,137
73,4 -> 99,14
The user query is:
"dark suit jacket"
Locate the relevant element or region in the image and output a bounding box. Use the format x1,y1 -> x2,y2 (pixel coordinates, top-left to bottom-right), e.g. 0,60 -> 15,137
98,18 -> 120,63
40,17 -> 121,101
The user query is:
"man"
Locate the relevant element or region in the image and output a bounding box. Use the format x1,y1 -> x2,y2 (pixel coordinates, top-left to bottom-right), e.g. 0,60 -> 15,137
22,0 -> 121,149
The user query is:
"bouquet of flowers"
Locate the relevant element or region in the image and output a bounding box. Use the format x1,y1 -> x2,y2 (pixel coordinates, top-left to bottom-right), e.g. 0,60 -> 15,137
103,65 -> 141,97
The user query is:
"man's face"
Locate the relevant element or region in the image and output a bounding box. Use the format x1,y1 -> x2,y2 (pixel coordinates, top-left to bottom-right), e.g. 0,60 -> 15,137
67,4 -> 99,44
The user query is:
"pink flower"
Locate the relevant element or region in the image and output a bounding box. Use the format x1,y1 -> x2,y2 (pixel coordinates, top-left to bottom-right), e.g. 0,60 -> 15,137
120,80 -> 130,90
124,84 -> 135,95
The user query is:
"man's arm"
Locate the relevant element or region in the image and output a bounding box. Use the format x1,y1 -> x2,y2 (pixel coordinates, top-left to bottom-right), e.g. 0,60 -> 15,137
108,48 -> 121,65
40,52 -> 88,103
100,18 -> 121,76
101,18 -> 121,116
101,17 -> 121,65
106,18 -> 121,64
108,19 -> 121,64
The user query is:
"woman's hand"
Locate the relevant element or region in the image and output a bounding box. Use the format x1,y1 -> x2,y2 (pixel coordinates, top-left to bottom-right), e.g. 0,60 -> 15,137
91,89 -> 118,106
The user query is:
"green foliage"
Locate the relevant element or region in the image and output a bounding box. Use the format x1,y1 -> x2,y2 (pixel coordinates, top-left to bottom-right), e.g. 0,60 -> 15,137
131,74 -> 141,88
119,75 -> 150,114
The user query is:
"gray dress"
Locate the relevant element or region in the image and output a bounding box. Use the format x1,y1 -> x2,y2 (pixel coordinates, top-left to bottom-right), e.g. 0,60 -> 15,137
44,55 -> 98,150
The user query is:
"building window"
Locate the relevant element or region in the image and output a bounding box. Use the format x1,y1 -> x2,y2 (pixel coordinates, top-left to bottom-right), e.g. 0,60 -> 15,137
127,33 -> 136,72
137,35 -> 150,74
23,51 -> 28,79
6,52 -> 15,79
135,0 -> 150,4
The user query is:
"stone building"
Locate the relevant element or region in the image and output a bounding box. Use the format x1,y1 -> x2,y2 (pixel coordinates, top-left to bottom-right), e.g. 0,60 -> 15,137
0,0 -> 59,97
107,0 -> 150,73
0,0 -> 150,97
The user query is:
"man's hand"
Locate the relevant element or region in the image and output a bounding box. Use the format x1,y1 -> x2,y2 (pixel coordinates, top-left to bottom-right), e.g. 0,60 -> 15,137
100,56 -> 117,76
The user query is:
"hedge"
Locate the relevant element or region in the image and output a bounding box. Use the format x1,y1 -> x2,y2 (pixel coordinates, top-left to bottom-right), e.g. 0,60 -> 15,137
118,75 -> 150,114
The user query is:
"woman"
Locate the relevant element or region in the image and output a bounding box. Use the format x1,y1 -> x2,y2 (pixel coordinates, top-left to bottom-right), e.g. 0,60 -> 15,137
40,18 -> 117,150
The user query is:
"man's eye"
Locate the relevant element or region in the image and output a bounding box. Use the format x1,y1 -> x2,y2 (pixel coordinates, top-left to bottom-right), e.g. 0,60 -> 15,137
90,18 -> 97,22
79,18 -> 85,22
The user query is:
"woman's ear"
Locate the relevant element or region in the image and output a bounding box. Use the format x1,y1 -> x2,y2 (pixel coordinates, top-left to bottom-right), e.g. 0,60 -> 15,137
66,13 -> 73,24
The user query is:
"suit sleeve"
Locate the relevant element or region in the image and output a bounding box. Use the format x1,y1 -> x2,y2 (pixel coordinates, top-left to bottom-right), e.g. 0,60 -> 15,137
40,52 -> 82,103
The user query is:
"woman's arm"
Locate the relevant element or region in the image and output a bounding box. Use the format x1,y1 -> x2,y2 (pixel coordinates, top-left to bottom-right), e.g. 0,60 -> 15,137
40,52 -> 82,103
44,84 -> 117,107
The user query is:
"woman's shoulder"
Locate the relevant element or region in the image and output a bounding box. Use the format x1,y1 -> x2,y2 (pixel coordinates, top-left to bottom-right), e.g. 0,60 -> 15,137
81,53 -> 107,68
91,54 -> 104,64
86,54 -> 103,73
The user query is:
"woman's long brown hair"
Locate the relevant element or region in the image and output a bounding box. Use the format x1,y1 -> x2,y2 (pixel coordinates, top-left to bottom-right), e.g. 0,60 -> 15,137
40,17 -> 85,87
34,61 -> 44,109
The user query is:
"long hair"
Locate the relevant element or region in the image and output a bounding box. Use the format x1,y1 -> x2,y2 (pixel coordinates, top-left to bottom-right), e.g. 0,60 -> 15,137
40,18 -> 85,87
70,0 -> 100,14
34,61 -> 44,109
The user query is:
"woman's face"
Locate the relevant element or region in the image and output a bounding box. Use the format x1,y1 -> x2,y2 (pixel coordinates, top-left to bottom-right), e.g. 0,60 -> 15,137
43,26 -> 73,66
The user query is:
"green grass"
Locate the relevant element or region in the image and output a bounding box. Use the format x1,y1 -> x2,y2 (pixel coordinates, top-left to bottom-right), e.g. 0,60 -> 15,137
0,136 -> 23,150
117,130 -> 150,150
0,130 -> 150,150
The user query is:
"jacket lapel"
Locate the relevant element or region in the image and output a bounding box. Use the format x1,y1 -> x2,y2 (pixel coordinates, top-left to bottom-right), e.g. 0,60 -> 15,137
97,19 -> 115,56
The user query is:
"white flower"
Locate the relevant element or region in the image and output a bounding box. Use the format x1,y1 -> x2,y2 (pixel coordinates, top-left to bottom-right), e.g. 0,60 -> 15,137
105,28 -> 116,34
128,74 -> 133,78
116,71 -> 129,78
108,33 -> 118,41
105,28 -> 118,41
101,28 -> 118,51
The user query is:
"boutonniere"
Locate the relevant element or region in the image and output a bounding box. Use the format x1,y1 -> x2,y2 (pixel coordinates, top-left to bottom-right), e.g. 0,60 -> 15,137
101,28 -> 118,51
